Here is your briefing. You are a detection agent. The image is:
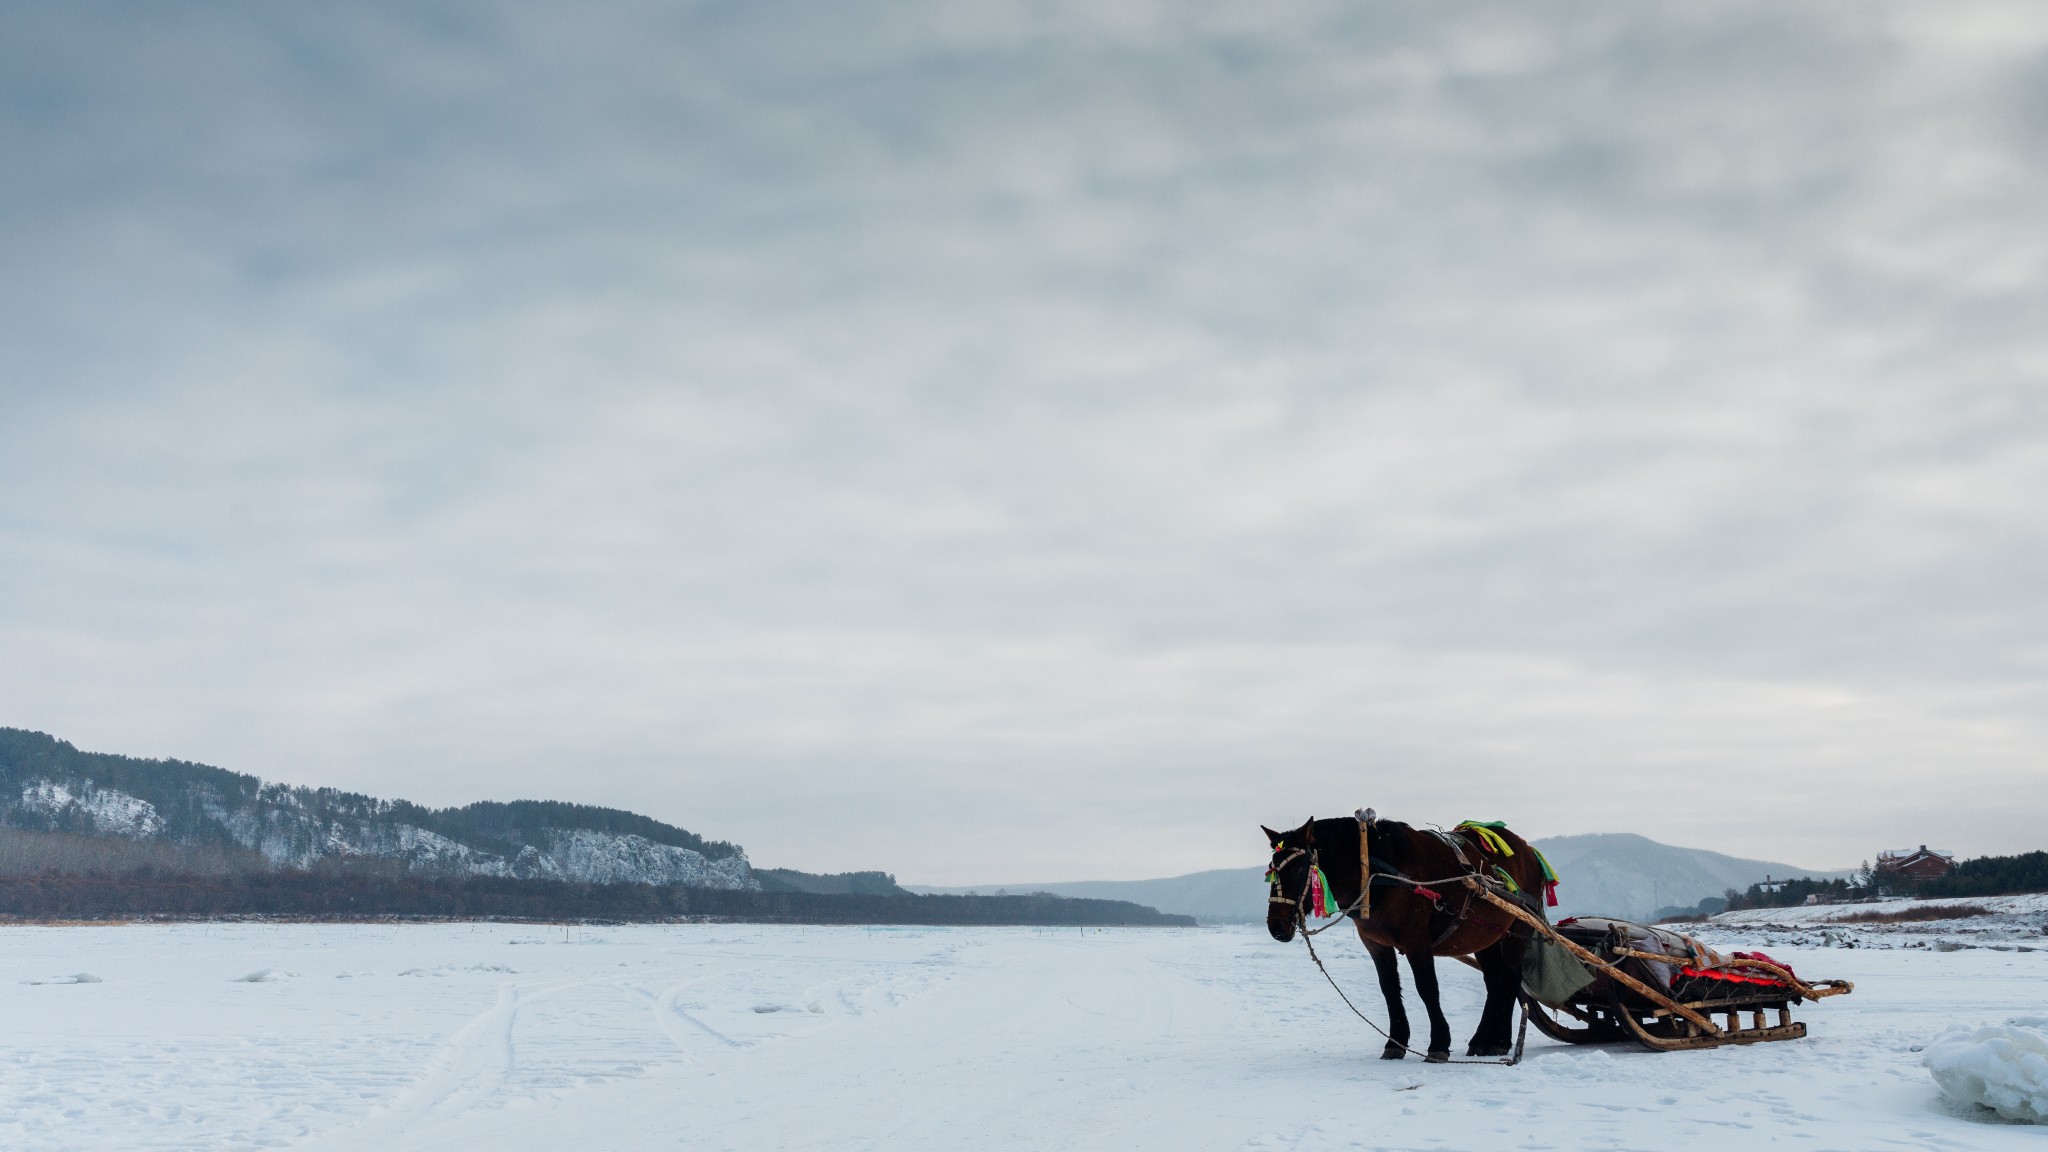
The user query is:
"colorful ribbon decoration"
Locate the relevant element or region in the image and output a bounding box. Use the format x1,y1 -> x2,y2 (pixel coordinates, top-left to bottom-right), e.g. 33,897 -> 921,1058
1307,865 -> 1336,918
1459,819 -> 1562,907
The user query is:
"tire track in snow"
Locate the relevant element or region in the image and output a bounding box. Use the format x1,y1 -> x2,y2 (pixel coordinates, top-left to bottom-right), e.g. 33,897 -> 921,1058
631,975 -> 745,1056
289,975 -> 614,1151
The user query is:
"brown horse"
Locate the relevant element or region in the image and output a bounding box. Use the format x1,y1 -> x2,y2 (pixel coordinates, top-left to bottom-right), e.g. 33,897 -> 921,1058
1263,814 -> 1548,1062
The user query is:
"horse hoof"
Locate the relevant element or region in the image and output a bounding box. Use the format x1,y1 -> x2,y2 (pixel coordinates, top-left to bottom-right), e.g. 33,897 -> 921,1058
1425,1050 -> 1451,1064
1467,1044 -> 1507,1058
1380,1043 -> 1406,1060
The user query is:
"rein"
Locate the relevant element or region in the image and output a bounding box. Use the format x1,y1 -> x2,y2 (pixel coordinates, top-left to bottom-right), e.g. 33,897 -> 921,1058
1272,832 -> 1530,1067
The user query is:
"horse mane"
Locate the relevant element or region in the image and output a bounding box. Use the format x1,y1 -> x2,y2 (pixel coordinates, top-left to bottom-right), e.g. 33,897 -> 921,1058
1304,816 -> 1417,892
1369,819 -> 1417,861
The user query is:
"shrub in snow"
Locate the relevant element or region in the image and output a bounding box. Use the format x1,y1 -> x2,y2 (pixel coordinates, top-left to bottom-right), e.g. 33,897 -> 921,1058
1925,1017 -> 2048,1123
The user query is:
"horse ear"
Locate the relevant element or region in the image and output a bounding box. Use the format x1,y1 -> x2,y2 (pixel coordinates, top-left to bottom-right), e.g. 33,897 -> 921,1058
1261,825 -> 1282,845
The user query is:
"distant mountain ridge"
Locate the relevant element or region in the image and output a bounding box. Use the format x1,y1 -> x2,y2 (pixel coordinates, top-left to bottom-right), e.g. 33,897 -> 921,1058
0,728 -> 756,890
917,832 -> 1853,923
909,869 -> 1259,922
1535,832 -> 1855,920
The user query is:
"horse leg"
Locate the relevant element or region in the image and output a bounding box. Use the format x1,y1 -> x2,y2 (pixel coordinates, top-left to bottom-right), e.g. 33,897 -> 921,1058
1466,940 -> 1518,1056
1405,950 -> 1452,1062
1366,942 -> 1410,1060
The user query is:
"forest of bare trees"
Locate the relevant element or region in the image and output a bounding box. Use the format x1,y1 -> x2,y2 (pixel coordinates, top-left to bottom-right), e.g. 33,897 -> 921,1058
0,825 -> 266,878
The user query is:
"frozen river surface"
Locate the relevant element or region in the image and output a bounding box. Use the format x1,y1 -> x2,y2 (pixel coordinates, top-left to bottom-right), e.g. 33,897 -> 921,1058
1,922 -> 2040,1150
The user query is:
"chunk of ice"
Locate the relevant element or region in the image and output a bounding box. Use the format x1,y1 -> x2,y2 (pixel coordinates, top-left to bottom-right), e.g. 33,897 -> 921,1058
1925,1019 -> 2048,1124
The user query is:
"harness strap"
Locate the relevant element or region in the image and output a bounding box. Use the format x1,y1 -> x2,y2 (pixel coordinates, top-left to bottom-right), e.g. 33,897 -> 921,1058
1429,887 -> 1477,949
1429,828 -> 1473,871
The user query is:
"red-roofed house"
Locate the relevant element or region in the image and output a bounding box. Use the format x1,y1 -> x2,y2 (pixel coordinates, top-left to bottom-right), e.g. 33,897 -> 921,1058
1875,845 -> 1955,882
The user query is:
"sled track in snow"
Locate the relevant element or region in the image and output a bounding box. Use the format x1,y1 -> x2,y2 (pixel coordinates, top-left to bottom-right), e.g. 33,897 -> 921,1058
291,974 -> 621,1150
640,976 -> 746,1055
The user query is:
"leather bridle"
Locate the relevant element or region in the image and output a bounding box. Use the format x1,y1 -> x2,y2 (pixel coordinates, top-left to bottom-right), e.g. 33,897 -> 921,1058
1265,845 -> 1310,910
1267,826 -> 1372,937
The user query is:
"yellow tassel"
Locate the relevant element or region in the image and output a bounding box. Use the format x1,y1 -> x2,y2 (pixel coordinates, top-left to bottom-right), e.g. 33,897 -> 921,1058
1458,822 -> 1514,857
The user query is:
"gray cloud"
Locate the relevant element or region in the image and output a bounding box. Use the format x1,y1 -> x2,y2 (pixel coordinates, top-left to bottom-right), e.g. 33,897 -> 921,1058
3,1 -> 2045,882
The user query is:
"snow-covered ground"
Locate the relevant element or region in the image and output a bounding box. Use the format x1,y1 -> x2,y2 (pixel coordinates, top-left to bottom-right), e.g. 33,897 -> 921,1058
2,922 -> 2043,1150
1679,894 -> 2048,953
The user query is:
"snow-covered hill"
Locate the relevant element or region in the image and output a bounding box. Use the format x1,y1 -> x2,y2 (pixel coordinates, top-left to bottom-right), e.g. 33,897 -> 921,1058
0,729 -> 756,890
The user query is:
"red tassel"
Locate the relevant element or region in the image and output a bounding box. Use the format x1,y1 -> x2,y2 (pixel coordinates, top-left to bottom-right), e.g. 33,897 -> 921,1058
1545,881 -> 1559,908
1412,885 -> 1442,902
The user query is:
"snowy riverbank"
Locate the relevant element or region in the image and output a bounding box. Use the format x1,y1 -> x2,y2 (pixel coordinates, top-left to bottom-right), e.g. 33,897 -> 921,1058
1669,893 -> 2048,953
2,922 -> 2043,1149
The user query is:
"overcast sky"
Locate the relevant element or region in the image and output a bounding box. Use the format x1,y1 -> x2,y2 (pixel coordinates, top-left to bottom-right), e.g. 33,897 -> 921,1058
4,2 -> 2045,884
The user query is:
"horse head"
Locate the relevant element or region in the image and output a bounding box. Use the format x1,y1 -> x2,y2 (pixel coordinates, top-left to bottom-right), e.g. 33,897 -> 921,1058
1262,820 -> 1316,942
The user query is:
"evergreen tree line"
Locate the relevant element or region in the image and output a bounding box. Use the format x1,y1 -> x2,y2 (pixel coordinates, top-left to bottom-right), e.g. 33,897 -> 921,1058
1721,875 -> 1862,911
0,869 -> 1192,925
1718,849 -> 2048,911
1913,851 -> 2048,898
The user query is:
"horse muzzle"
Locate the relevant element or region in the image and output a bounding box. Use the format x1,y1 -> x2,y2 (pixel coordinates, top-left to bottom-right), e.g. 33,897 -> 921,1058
1266,906 -> 1298,942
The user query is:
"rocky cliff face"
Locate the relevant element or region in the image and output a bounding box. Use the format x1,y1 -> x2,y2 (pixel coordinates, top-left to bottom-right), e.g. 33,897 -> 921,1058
0,729 -> 756,890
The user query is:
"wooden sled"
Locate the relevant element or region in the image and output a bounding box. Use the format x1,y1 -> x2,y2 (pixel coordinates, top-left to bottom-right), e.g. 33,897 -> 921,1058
1461,879 -> 1853,1053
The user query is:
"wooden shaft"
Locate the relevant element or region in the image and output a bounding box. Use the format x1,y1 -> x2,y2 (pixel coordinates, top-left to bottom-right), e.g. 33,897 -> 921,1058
1358,819 -> 1371,921
1461,879 -> 1721,1037
1615,948 -> 1684,963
